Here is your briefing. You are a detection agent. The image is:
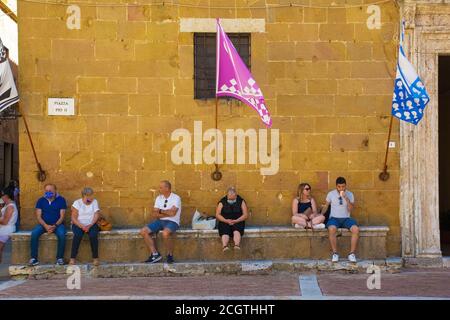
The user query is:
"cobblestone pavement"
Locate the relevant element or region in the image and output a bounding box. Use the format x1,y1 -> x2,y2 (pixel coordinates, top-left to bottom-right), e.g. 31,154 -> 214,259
0,268 -> 449,299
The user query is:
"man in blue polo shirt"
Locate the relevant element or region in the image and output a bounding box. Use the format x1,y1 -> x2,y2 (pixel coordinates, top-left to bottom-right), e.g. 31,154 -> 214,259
29,184 -> 67,266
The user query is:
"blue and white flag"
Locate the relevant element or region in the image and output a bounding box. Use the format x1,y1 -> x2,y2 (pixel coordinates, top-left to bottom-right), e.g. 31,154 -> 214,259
392,21 -> 429,125
0,37 -> 19,113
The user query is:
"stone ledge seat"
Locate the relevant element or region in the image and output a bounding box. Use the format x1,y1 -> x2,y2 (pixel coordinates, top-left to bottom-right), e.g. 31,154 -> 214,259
10,226 -> 389,264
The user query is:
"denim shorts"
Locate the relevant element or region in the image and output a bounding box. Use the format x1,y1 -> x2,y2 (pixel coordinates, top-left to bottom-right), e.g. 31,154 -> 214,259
326,217 -> 357,229
147,219 -> 179,233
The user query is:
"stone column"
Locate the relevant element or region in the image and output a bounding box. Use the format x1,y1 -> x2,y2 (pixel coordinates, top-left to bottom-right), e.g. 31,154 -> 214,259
399,0 -> 444,267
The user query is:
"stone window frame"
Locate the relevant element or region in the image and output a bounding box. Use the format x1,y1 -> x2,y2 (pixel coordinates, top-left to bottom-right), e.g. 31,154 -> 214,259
193,32 -> 251,100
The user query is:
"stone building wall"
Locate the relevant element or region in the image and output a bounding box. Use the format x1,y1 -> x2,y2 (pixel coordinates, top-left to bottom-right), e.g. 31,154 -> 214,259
17,0 -> 401,256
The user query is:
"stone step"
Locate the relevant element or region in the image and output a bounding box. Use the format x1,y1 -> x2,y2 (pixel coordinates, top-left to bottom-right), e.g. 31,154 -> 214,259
9,258 -> 403,280
11,226 -> 389,264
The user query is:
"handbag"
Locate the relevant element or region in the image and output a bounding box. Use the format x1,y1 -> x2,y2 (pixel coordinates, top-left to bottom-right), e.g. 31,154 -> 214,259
97,215 -> 112,231
192,210 -> 217,230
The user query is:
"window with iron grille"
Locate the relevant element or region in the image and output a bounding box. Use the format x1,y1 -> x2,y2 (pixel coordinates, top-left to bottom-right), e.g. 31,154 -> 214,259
194,33 -> 251,100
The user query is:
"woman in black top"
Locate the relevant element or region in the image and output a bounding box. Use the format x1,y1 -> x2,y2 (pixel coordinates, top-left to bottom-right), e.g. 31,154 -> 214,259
291,183 -> 325,229
215,187 -> 249,251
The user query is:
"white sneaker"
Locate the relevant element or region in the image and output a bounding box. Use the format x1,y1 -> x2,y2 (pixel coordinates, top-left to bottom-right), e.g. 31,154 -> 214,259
348,253 -> 357,263
331,253 -> 339,262
294,224 -> 304,229
313,223 -> 325,230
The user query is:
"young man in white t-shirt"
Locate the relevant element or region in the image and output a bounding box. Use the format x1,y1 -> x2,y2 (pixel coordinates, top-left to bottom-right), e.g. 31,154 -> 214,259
321,177 -> 359,263
140,180 -> 181,264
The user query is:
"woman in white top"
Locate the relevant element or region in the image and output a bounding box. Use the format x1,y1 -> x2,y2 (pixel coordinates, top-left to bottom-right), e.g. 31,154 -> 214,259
69,187 -> 101,266
0,188 -> 18,263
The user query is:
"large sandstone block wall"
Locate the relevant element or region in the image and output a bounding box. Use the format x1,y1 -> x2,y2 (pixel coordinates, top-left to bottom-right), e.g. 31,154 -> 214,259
17,0 -> 401,255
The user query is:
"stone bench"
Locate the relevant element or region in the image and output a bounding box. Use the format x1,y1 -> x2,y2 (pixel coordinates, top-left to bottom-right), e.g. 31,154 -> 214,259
10,226 -> 389,264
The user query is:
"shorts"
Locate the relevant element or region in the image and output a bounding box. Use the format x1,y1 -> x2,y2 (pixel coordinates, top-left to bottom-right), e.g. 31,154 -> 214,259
326,217 -> 358,229
0,235 -> 10,243
147,219 -> 179,234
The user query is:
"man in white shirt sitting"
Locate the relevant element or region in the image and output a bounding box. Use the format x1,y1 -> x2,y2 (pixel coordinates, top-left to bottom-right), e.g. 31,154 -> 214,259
321,177 -> 359,263
140,180 -> 181,264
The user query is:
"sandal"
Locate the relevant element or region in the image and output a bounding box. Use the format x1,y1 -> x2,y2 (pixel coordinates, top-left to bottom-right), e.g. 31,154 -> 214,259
223,246 -> 230,252
234,245 -> 241,250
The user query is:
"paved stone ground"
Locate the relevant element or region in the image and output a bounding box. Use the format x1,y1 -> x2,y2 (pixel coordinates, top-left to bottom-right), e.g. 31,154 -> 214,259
0,275 -> 300,298
1,243 -> 450,299
317,268 -> 450,297
0,268 -> 449,299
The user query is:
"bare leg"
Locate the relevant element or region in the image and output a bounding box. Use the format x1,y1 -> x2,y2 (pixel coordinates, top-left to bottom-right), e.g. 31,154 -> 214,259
221,235 -> 230,248
233,231 -> 241,247
162,229 -> 174,255
292,216 -> 308,227
328,226 -> 338,253
350,225 -> 359,253
312,214 -> 325,225
303,208 -> 313,228
140,227 -> 158,254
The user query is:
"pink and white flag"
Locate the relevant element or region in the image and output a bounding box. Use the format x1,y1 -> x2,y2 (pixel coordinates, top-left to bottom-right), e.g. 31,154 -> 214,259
215,19 -> 272,128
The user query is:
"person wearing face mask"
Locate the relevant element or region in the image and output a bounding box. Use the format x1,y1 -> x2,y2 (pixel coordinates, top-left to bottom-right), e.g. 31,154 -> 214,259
29,184 -> 67,266
215,187 -> 249,251
0,187 -> 18,263
69,187 -> 101,266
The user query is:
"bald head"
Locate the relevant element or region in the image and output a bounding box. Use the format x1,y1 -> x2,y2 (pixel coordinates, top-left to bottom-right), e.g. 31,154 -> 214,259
159,180 -> 172,196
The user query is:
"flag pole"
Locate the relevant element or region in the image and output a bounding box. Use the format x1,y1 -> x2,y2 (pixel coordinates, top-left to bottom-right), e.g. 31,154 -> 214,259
212,18 -> 222,181
18,103 -> 47,182
379,115 -> 394,181
211,97 -> 222,181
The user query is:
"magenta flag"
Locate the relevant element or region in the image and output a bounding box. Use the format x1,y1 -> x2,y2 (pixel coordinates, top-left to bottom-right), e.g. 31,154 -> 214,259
215,19 -> 272,128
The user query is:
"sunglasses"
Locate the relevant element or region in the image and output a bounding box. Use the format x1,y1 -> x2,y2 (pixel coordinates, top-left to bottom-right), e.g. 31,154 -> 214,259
163,199 -> 168,208
304,187 -> 311,191
338,196 -> 343,205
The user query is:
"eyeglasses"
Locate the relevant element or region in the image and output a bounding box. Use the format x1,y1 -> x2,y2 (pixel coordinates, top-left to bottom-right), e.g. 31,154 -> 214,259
338,196 -> 343,205
163,199 -> 168,208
